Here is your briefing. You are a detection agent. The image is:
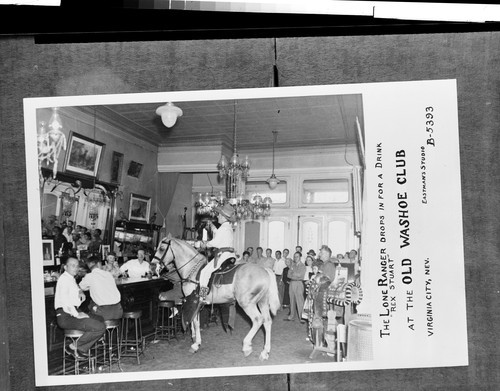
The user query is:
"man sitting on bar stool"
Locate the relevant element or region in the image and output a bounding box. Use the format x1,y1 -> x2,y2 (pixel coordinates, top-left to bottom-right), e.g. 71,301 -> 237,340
55,257 -> 106,359
79,255 -> 123,321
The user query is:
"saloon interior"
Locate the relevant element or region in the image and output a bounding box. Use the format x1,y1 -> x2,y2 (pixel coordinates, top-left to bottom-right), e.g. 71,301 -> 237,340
35,91 -> 368,375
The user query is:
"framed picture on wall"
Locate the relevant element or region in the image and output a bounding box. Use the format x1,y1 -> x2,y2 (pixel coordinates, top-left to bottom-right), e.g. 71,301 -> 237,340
127,160 -> 143,178
64,131 -> 105,178
128,193 -> 151,222
42,239 -> 54,266
110,151 -> 124,184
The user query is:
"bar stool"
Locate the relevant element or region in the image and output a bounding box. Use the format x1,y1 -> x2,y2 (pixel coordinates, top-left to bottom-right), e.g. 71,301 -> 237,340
154,301 -> 177,341
95,319 -> 122,372
62,330 -> 95,375
120,311 -> 144,364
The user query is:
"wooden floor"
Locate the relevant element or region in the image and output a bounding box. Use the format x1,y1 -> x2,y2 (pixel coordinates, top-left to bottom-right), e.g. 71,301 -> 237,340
47,305 -> 339,377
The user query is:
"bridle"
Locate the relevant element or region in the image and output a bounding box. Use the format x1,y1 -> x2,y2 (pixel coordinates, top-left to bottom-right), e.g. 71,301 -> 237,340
153,238 -> 206,284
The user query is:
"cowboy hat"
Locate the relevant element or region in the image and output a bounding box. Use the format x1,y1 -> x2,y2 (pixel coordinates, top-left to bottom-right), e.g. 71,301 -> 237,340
214,203 -> 236,222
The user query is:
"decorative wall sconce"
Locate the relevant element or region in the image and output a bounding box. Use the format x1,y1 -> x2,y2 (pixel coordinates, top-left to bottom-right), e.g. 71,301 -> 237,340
37,107 -> 67,179
60,187 -> 77,220
86,185 -> 108,227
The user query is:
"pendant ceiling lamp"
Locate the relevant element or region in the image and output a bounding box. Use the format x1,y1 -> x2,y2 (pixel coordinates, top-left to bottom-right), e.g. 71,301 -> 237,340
156,102 -> 183,128
266,130 -> 281,190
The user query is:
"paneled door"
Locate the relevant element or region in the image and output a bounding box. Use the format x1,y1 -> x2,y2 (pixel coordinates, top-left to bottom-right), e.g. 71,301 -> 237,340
298,214 -> 354,256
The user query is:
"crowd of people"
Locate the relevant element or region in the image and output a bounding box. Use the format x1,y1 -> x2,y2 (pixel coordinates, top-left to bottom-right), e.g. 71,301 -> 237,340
45,212 -> 361,361
42,218 -> 105,259
236,244 -> 360,323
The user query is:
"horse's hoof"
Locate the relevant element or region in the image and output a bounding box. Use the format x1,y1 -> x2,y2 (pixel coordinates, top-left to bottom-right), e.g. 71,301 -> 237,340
242,347 -> 253,357
190,344 -> 200,353
259,351 -> 270,361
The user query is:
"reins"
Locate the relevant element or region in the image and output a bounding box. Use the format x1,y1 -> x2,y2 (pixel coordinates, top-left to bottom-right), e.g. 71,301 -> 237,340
155,238 -> 206,284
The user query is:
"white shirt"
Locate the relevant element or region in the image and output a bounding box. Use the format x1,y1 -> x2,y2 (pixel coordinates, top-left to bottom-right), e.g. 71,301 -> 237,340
54,271 -> 83,317
206,221 -> 233,249
273,258 -> 287,276
79,268 -> 121,306
304,265 -> 313,280
120,258 -> 151,278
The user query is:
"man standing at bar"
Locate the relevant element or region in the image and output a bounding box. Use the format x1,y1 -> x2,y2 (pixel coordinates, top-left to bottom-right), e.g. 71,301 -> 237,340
120,249 -> 150,278
79,255 -> 123,321
55,257 -> 106,359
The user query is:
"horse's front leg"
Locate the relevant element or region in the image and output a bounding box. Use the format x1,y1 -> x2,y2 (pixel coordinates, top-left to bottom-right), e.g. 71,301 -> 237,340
189,313 -> 202,353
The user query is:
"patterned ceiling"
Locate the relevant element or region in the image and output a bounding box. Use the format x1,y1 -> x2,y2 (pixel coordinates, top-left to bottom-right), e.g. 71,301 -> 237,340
98,93 -> 364,152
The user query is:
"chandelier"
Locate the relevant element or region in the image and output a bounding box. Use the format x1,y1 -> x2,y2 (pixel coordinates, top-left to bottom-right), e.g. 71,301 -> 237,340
195,101 -> 272,221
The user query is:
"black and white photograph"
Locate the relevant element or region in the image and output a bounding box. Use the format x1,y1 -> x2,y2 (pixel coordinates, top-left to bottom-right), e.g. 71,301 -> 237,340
42,239 -> 55,267
6,5 -> 500,389
23,81 -> 467,387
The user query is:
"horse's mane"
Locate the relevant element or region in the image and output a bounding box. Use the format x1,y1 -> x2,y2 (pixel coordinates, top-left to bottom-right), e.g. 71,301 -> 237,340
161,237 -> 207,280
169,237 -> 200,256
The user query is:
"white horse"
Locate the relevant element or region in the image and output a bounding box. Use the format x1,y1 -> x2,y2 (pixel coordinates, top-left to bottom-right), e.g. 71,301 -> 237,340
153,235 -> 280,361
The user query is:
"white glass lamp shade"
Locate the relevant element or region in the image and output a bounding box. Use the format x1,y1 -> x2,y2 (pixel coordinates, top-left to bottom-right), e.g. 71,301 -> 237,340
156,102 -> 183,128
266,174 -> 280,190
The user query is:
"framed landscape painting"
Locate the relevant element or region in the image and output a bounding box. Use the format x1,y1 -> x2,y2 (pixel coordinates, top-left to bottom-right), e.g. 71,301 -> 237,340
64,132 -> 105,178
128,193 -> 151,222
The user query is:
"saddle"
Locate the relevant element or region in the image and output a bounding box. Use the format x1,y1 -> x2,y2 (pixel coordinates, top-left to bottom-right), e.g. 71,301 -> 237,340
181,256 -> 238,331
209,262 -> 240,287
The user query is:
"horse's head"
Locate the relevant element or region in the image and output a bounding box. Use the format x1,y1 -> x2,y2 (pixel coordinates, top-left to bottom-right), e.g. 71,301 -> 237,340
153,235 -> 204,277
152,234 -> 175,267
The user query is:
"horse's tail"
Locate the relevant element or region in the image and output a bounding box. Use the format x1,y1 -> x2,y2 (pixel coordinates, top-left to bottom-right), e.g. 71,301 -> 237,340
265,268 -> 280,316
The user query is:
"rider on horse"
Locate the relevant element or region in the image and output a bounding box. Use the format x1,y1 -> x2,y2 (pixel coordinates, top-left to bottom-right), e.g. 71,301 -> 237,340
198,203 -> 236,303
